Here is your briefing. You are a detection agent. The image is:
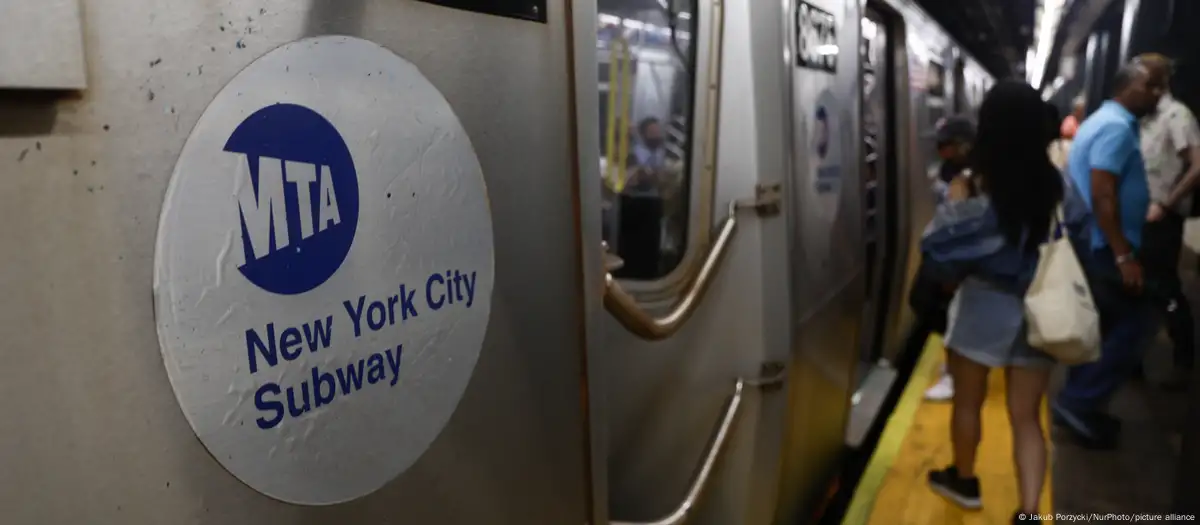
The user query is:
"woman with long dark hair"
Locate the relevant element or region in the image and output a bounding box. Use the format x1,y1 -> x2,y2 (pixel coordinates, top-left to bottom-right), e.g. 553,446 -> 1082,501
920,80 -> 1094,522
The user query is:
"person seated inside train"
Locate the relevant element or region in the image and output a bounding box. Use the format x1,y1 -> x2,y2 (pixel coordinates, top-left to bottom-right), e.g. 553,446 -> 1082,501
924,114 -> 976,403
624,117 -> 683,196
615,117 -> 685,277
1053,61 -> 1165,449
920,80 -> 1093,523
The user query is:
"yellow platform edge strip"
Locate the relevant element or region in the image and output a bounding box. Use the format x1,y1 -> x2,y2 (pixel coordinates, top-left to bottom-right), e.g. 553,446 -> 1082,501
841,336 -> 1056,524
841,336 -> 945,525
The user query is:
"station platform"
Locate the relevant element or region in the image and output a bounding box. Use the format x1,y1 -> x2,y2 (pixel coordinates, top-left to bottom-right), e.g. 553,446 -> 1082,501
841,329 -> 1191,524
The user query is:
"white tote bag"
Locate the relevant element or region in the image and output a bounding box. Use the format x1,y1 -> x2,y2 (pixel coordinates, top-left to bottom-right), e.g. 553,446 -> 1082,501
1023,205 -> 1102,364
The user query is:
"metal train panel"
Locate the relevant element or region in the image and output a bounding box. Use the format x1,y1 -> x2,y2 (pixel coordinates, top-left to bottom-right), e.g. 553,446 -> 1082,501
0,1 -> 593,523
0,0 -> 995,523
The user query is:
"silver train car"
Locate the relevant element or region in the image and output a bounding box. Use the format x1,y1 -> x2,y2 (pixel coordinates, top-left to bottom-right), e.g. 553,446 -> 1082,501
0,0 -> 991,523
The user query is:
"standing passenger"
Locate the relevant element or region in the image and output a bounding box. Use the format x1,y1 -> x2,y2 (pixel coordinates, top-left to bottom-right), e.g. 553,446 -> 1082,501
1061,96 -> 1086,140
924,115 -> 976,403
1049,100 -> 1078,171
920,81 -> 1092,523
1053,62 -> 1165,448
1135,53 -> 1200,391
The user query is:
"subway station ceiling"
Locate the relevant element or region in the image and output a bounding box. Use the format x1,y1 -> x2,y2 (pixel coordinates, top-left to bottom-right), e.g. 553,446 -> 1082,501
599,0 -> 1036,80
917,0 -> 1038,79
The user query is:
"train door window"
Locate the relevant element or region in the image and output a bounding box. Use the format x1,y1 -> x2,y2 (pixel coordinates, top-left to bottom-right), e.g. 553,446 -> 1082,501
925,59 -> 947,164
859,6 -> 895,370
597,0 -> 700,282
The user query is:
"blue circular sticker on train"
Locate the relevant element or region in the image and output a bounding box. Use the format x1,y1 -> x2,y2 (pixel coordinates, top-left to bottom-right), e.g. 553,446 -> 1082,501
815,105 -> 831,158
226,104 -> 361,295
813,90 -> 841,195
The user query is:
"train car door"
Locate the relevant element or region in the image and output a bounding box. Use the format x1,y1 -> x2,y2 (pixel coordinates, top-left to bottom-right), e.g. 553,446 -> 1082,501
774,0 -> 866,520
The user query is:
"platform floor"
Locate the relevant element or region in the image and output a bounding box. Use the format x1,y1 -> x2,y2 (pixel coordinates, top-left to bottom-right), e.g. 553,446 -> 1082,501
1050,320 -> 1191,515
842,336 -> 1054,525
1049,264 -> 1197,515
842,329 -> 1191,525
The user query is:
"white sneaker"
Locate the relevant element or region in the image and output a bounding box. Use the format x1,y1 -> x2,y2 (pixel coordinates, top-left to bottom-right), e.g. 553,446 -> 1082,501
924,373 -> 954,402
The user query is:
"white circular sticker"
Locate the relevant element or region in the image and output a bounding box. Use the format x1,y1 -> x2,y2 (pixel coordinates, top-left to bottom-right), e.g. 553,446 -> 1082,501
807,88 -> 842,220
800,88 -> 843,269
153,36 -> 494,505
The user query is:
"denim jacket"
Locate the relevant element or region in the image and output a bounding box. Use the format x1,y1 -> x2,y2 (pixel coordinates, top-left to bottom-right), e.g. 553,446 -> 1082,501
919,175 -> 1094,355
921,175 -> 1094,295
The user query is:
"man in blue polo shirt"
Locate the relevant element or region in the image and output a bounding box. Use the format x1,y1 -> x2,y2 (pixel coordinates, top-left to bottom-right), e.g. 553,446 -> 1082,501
1054,62 -> 1166,448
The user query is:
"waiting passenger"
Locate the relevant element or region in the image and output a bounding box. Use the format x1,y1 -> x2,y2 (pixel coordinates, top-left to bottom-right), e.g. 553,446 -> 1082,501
920,80 -> 1093,523
1053,61 -> 1165,449
928,115 -> 976,204
1049,99 -> 1078,171
1061,96 -> 1086,140
1134,53 -> 1200,391
924,115 -> 976,403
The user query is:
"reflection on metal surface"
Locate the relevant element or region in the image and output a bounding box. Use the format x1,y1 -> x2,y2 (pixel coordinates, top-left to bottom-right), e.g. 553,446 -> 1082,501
610,378 -> 746,525
604,190 -> 779,340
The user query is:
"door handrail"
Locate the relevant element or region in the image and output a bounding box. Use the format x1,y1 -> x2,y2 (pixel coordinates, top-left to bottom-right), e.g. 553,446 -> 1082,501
604,182 -> 780,341
610,378 -> 746,525
604,200 -> 741,341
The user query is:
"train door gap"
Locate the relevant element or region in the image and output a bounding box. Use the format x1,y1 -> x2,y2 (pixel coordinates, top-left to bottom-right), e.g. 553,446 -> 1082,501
952,57 -> 967,114
847,2 -> 901,448
876,6 -> 902,370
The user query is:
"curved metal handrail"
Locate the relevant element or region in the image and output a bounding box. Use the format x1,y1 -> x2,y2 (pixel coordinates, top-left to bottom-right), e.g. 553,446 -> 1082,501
604,201 -> 741,341
610,379 -> 746,525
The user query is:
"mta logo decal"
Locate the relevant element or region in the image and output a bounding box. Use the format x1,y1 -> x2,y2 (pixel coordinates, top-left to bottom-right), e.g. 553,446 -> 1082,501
815,105 -> 830,158
226,104 -> 360,295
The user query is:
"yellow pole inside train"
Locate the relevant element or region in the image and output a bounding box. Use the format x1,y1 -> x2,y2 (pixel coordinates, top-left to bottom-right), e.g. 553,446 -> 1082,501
604,37 -> 623,191
615,38 -> 632,192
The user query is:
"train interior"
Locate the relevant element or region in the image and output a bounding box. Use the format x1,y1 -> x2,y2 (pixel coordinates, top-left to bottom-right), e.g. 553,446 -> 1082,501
0,0 -> 1197,523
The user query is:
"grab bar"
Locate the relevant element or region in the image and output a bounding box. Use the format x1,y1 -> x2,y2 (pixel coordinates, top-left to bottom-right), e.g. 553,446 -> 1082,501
604,200 -> 740,340
610,378 -> 746,525
604,182 -> 780,341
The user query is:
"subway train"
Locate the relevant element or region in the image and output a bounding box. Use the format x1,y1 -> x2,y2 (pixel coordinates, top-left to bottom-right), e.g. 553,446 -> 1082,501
0,0 -> 992,524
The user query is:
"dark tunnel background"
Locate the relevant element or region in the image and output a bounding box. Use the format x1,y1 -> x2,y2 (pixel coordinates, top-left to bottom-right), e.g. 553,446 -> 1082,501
1046,0 -> 1200,121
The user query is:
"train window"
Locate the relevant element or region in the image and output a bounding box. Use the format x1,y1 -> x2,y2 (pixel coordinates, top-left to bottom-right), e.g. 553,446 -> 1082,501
596,0 -> 698,281
953,59 -> 968,114
924,59 -> 948,175
926,61 -> 946,98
